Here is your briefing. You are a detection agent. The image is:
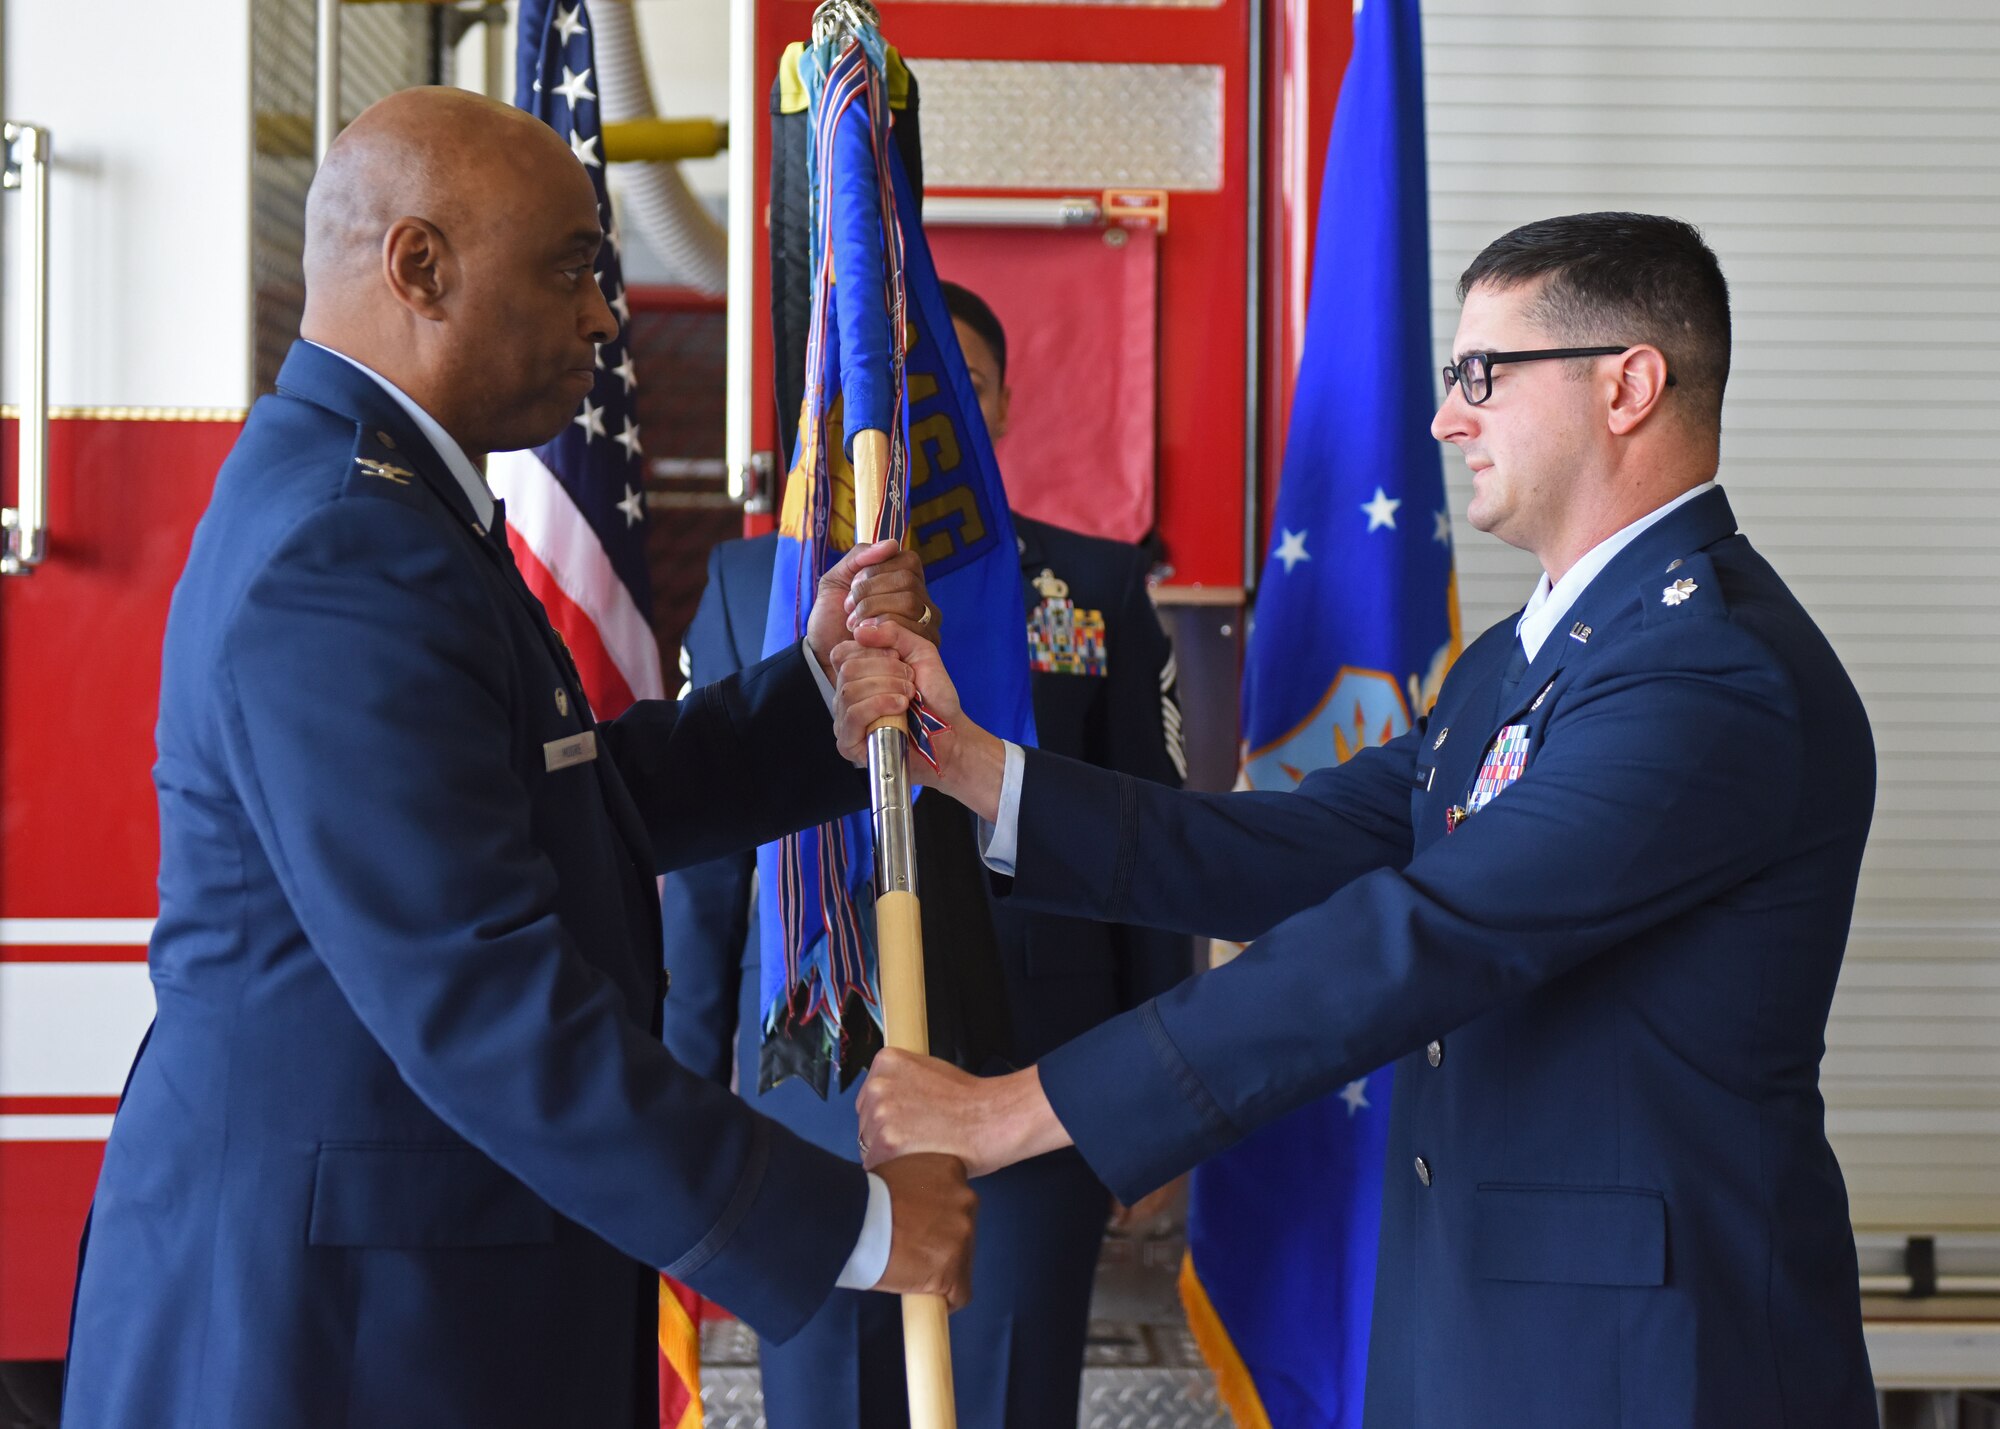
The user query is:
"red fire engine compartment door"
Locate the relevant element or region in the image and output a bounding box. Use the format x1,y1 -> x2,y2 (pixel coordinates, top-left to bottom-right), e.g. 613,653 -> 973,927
928,224 -> 1159,544
0,417 -> 232,1359
754,0 -> 1255,589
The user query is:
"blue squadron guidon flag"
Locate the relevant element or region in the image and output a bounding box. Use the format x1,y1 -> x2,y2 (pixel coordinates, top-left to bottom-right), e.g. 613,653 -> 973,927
754,24 -> 1036,1100
490,0 -> 663,720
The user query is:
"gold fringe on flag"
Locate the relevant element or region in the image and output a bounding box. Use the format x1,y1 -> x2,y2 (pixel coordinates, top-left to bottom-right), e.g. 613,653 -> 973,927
1177,1252 -> 1273,1429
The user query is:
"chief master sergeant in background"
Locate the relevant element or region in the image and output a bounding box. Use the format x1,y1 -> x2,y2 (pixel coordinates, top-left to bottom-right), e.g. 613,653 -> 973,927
850,212 -> 1881,1429
60,87 -> 977,1429
661,280 -> 1190,1429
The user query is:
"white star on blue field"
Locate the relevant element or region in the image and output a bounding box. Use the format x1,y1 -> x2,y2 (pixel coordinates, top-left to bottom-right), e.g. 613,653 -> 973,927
1275,528 -> 1311,573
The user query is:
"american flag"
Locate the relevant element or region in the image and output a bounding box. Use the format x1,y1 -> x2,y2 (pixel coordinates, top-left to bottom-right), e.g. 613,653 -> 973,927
492,0 -> 663,719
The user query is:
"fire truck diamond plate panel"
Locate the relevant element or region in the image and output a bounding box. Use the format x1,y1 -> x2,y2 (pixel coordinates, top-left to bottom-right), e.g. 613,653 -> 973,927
913,61 -> 1225,192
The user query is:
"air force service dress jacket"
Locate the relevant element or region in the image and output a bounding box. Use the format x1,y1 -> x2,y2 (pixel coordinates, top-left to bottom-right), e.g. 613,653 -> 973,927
62,342 -> 873,1429
1005,488 -> 1880,1429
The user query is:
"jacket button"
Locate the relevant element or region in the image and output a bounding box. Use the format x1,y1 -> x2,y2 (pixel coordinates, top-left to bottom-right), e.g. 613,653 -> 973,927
1426,1039 -> 1443,1068
1415,1156 -> 1432,1187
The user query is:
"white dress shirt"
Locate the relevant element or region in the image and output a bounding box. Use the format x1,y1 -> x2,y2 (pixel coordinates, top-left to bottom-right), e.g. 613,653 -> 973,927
1514,481 -> 1715,660
309,342 -> 894,1291
980,482 -> 1720,876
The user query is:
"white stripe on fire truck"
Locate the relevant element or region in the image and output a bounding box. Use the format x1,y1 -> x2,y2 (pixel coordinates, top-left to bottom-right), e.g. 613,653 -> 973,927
0,1115 -> 117,1141
0,963 -> 155,1099
0,917 -> 155,945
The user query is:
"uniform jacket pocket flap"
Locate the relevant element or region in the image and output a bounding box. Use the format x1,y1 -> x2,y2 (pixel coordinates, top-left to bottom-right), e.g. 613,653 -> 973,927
309,1143 -> 555,1248
1472,1184 -> 1665,1287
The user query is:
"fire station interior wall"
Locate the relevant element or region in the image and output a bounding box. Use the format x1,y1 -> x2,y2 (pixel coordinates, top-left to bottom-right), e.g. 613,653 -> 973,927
1,0 -> 252,410
1423,0 -> 2000,1238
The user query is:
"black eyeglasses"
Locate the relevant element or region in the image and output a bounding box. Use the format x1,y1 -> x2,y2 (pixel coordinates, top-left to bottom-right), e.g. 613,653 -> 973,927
1441,347 -> 1675,406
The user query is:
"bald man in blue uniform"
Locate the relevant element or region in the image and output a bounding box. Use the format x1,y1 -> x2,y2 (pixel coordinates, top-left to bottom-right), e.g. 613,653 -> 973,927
60,88 -> 974,1429
849,214 -> 1881,1428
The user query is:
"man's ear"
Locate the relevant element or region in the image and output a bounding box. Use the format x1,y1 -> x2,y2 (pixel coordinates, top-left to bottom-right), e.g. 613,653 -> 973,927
1606,344 -> 1671,436
382,217 -> 452,321
991,383 -> 1011,443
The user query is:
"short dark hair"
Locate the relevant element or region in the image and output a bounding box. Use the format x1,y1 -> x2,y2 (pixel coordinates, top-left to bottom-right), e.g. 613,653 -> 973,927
940,280 -> 1007,381
1458,212 -> 1731,420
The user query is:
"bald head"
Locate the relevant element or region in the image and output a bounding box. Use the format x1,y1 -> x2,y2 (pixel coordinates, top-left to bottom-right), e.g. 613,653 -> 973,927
300,87 -> 616,457
304,88 -> 564,302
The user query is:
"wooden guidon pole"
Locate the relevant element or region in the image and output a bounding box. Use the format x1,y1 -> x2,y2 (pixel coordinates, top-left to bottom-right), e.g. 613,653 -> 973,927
852,429 -> 958,1429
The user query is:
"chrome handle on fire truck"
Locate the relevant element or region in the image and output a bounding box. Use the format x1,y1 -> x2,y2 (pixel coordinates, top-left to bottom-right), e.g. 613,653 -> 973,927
314,0 -> 341,166
2,121 -> 50,576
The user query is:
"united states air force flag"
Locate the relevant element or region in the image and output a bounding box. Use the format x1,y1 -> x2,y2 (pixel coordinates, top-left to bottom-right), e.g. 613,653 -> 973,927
491,0 -> 663,719
756,36 -> 1036,1097
1179,0 -> 1459,1424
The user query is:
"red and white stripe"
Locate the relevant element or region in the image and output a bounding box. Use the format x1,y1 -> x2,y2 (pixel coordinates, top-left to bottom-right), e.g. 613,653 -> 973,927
0,919 -> 155,1141
487,448 -> 664,718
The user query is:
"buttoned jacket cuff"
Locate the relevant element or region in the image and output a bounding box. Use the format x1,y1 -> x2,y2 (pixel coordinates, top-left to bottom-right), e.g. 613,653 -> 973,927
1039,1001 -> 1238,1205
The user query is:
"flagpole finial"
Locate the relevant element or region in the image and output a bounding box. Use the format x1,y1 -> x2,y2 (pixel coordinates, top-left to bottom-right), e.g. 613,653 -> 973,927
810,0 -> 881,48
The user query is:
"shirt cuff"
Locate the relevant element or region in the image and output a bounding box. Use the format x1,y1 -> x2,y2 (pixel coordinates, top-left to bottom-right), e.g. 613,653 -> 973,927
975,741 -> 1027,876
834,1171 -> 893,1290
803,638 -> 837,711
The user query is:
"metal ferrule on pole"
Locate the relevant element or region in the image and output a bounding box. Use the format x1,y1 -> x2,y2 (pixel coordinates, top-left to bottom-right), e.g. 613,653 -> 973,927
869,727 -> 918,897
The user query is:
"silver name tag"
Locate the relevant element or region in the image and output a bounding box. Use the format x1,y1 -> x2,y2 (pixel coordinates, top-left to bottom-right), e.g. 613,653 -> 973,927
543,730 -> 598,773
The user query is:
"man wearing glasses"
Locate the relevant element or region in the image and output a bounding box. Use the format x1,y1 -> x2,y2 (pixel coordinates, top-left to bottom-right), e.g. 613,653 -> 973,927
835,212 -> 1880,1428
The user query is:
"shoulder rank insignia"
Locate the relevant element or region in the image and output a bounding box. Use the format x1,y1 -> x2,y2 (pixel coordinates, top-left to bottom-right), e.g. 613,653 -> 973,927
355,456 -> 414,485
1028,594 -> 1107,676
1662,577 -> 1698,606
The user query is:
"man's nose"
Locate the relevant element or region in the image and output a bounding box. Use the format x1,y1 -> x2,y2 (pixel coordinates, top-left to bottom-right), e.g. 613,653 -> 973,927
1431,386 -> 1473,444
584,279 -> 617,345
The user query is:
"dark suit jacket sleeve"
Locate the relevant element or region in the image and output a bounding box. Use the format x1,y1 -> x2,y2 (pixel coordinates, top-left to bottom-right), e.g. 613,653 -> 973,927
1094,548 -> 1193,1011
1025,617 -> 1806,1201
218,498 -> 863,1340
598,631 -> 864,877
659,546 -> 756,1085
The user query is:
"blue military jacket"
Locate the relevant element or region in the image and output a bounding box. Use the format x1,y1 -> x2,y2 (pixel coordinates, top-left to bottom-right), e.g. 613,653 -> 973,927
1013,489 -> 1879,1428
62,343 -> 871,1429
